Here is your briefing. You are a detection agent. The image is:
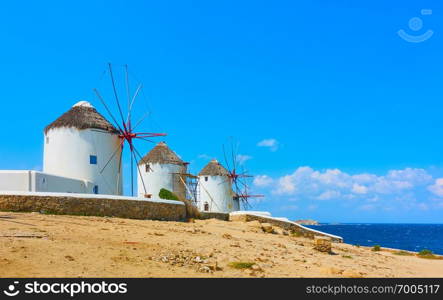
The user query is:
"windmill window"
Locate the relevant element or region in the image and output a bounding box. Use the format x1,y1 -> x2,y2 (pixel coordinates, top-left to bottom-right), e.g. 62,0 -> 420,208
204,202 -> 209,211
93,185 -> 99,194
145,164 -> 151,172
90,155 -> 97,165
204,177 -> 208,182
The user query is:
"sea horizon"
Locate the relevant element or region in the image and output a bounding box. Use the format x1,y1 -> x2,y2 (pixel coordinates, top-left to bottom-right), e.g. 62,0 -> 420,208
306,223 -> 443,255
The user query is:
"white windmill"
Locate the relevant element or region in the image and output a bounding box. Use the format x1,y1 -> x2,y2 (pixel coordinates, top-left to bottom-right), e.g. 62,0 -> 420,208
43,100 -> 122,195
137,141 -> 187,200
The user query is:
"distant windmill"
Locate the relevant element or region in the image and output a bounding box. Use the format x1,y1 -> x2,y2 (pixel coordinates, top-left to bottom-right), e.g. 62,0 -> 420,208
196,139 -> 264,213
93,63 -> 166,196
222,139 -> 264,210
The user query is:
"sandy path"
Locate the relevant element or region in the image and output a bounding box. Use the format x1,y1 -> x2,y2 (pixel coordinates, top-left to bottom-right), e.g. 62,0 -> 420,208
0,212 -> 442,278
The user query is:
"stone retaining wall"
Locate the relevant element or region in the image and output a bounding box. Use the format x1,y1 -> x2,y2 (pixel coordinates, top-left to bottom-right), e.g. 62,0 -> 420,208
229,213 -> 343,242
199,211 -> 229,221
0,193 -> 186,221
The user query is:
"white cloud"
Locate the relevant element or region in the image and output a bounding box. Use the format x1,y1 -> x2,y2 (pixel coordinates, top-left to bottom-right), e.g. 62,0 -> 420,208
428,178 -> 443,197
250,165 -> 443,215
250,166 -> 441,213
253,175 -> 274,187
271,166 -> 433,199
257,138 -> 279,152
317,190 -> 341,200
236,154 -> 252,165
275,174 -> 297,194
352,183 -> 368,194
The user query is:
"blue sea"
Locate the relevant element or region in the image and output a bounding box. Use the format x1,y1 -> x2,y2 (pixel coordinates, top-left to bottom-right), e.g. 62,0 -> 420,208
305,224 -> 443,255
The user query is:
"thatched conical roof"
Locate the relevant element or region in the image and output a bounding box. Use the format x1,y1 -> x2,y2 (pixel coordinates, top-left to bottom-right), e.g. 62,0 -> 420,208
138,142 -> 184,165
199,159 -> 229,176
44,101 -> 119,134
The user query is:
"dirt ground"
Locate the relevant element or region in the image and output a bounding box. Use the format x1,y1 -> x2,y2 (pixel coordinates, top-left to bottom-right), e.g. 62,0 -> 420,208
1,212 -> 442,278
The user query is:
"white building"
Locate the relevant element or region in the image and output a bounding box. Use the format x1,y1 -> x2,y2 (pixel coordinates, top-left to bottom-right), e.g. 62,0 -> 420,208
0,170 -> 94,193
43,101 -> 123,195
137,142 -> 187,200
197,159 -> 239,213
0,101 -> 122,195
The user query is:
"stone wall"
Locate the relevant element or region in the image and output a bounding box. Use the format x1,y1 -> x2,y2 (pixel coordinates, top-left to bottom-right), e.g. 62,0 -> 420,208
229,213 -> 343,243
199,211 -> 229,221
0,193 -> 186,221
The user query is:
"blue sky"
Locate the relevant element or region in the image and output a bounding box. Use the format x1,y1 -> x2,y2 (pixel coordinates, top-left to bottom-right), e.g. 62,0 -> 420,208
0,0 -> 442,223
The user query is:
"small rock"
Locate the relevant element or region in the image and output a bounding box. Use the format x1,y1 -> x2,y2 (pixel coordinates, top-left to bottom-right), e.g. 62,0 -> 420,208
199,266 -> 212,273
261,223 -> 274,233
313,236 -> 332,253
65,255 -> 75,261
252,264 -> 263,272
222,233 -> 232,239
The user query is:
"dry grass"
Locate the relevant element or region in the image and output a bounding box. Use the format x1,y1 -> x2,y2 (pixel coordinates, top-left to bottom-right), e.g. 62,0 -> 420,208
228,262 -> 255,269
394,250 -> 414,256
417,250 -> 443,260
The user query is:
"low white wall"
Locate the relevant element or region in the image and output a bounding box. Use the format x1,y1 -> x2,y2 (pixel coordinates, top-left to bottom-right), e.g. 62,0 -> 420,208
0,170 -> 93,194
229,211 -> 343,242
0,171 -> 31,191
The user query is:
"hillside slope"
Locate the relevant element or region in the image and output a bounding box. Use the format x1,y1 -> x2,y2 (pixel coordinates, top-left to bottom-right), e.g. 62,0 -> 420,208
0,212 -> 442,278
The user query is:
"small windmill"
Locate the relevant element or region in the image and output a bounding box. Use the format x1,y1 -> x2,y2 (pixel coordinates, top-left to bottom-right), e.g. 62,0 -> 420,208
222,139 -> 264,209
93,63 -> 166,196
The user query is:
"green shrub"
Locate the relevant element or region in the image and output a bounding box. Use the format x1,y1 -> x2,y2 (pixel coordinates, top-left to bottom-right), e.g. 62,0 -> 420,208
418,249 -> 433,256
342,255 -> 353,259
417,249 -> 441,259
158,188 -> 179,201
394,250 -> 413,256
291,231 -> 303,237
372,245 -> 381,251
228,262 -> 255,269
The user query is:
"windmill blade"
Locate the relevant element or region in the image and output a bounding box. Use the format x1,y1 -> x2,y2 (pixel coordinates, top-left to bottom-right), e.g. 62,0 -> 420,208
108,63 -> 127,128
230,140 -> 237,172
130,145 -> 134,196
131,145 -> 154,194
131,145 -> 148,196
222,144 -> 232,173
116,148 -> 123,195
235,177 -> 249,189
132,111 -> 150,132
99,139 -> 124,174
126,83 -> 143,126
125,64 -> 131,124
137,137 -> 155,143
93,88 -> 124,133
131,145 -> 147,165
